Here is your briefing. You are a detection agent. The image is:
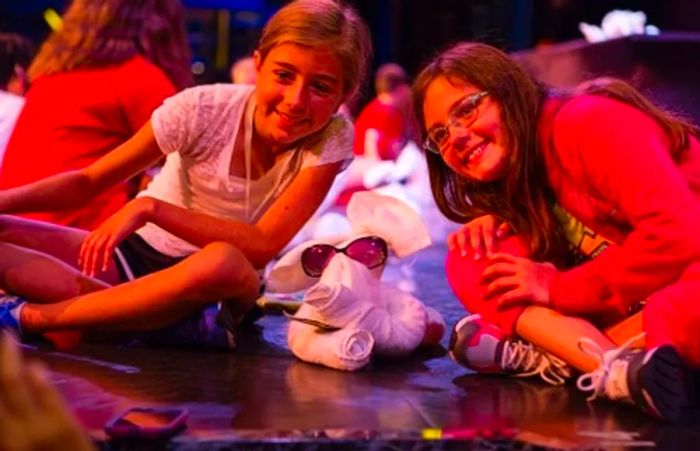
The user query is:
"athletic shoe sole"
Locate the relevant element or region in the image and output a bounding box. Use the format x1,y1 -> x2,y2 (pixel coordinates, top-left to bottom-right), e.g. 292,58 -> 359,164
634,345 -> 688,422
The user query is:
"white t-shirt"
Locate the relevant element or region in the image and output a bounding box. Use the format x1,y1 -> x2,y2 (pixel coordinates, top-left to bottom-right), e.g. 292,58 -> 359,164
137,84 -> 353,257
0,91 -> 25,169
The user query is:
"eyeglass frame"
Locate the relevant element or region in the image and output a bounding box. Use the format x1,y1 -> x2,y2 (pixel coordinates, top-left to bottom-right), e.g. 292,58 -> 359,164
422,90 -> 490,155
300,235 -> 389,277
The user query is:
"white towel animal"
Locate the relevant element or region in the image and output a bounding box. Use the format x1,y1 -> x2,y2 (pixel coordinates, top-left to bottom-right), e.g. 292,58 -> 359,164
271,192 -> 446,371
287,303 -> 374,372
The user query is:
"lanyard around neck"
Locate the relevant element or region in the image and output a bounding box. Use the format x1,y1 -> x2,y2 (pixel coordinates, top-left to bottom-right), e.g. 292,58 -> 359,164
243,95 -> 255,221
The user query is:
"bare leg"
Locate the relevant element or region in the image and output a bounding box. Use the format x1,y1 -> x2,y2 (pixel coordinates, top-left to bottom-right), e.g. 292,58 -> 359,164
19,242 -> 260,333
515,306 -> 616,372
0,215 -> 122,298
0,242 -> 110,302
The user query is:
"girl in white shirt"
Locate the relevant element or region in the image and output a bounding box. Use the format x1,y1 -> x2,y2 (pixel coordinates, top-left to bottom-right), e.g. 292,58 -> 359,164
0,0 -> 372,349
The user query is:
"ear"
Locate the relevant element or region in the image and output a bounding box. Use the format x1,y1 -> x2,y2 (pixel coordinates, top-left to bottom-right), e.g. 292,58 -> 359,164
253,50 -> 263,72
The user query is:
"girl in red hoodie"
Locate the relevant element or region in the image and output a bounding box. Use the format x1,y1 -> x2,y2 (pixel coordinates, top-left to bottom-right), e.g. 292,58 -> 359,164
414,42 -> 700,422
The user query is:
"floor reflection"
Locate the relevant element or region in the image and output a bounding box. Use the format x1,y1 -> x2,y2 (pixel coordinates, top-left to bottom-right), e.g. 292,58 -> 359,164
20,245 -> 700,448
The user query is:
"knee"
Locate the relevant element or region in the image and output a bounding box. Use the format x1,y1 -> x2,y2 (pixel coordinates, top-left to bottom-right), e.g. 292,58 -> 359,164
445,235 -> 530,303
445,235 -> 530,335
195,242 -> 260,300
445,248 -> 488,306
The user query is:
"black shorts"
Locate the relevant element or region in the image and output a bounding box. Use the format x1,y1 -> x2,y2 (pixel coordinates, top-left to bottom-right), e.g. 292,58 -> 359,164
113,233 -> 185,282
113,234 -> 236,350
113,233 -> 263,350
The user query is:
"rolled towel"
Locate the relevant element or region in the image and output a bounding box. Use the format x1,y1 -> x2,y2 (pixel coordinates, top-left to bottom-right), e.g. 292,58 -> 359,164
304,257 -> 436,357
287,304 -> 373,371
306,280 -> 430,357
355,285 -> 427,356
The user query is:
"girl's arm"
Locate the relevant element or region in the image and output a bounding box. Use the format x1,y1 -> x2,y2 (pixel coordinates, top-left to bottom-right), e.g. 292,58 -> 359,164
151,160 -> 342,268
0,123 -> 163,214
547,96 -> 700,315
82,159 -> 343,272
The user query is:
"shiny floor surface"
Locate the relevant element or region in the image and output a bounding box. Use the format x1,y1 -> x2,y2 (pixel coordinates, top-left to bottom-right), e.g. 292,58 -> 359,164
24,245 -> 700,450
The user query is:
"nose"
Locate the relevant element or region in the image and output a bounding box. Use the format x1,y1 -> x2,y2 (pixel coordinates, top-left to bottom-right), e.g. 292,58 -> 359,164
447,126 -> 472,155
284,81 -> 308,111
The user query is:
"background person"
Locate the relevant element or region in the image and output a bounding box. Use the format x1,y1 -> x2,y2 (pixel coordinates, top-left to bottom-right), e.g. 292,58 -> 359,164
353,62 -> 418,161
0,33 -> 32,168
0,0 -> 192,231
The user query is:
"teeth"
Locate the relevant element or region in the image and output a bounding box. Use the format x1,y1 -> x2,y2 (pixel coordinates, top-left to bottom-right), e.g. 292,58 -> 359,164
278,111 -> 304,123
467,143 -> 486,162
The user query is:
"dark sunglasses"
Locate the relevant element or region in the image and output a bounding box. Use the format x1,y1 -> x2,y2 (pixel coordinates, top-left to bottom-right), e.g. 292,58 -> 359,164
301,235 -> 388,277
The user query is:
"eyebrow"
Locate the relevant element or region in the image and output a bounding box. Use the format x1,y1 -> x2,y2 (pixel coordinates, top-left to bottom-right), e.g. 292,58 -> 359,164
272,61 -> 341,86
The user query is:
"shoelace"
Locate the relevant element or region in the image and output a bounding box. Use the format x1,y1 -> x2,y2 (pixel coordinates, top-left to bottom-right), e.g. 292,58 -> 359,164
501,339 -> 572,385
576,332 -> 646,401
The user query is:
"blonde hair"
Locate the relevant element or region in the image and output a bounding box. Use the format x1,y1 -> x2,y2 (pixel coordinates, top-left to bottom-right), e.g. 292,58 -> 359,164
257,0 -> 372,105
29,0 -> 192,90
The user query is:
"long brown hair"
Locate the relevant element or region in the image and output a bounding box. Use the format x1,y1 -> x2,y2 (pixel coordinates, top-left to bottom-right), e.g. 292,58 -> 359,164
413,42 -> 699,265
413,42 -> 568,264
257,0 -> 372,107
28,0 -> 192,90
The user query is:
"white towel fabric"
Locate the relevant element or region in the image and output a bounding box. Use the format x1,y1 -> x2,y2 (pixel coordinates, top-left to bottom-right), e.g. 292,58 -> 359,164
287,302 -> 373,371
273,192 -> 445,370
299,256 -> 435,357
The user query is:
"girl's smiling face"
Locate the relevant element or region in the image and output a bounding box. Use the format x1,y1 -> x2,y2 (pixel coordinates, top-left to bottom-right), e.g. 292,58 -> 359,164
253,43 -> 345,152
422,75 -> 509,182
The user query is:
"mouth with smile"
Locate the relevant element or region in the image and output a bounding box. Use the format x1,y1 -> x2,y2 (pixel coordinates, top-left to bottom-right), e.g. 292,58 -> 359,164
276,110 -> 308,128
460,140 -> 489,165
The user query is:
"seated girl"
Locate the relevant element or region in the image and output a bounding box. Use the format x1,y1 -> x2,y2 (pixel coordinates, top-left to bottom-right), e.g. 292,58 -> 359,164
0,0 -> 372,351
413,42 -> 700,422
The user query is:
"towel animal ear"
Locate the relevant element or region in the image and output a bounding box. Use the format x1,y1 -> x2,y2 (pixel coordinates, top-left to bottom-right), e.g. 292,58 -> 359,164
347,191 -> 431,257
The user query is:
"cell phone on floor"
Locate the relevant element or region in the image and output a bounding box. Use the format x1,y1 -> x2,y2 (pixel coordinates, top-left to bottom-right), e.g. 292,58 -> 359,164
104,407 -> 188,440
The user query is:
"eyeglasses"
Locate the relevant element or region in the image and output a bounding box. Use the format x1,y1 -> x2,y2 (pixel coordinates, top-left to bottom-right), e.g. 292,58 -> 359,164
423,91 -> 489,155
300,235 -> 388,277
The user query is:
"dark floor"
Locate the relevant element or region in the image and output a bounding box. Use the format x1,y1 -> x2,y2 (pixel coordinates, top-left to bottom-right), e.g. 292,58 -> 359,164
23,245 -> 700,450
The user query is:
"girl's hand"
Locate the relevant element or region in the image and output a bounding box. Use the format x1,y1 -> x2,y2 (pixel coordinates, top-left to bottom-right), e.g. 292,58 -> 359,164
78,197 -> 154,277
447,215 -> 511,260
481,253 -> 557,309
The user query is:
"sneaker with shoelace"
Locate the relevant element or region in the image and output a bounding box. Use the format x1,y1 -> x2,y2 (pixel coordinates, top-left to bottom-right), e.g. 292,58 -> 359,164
576,336 -> 688,422
449,314 -> 572,385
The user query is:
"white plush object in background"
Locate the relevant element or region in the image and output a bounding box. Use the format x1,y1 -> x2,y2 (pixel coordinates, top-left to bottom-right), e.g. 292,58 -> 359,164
579,9 -> 659,43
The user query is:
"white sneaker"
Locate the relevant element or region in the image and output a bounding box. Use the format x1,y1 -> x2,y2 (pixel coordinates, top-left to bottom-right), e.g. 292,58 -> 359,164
449,314 -> 572,385
577,335 -> 688,422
